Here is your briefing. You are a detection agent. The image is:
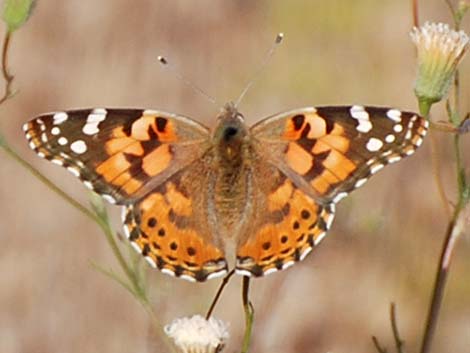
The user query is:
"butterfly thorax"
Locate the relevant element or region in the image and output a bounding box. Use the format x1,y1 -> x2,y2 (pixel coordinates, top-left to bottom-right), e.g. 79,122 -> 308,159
210,103 -> 253,237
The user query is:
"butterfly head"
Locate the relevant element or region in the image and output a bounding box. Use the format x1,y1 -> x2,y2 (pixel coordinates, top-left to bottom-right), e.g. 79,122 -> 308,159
213,102 -> 248,160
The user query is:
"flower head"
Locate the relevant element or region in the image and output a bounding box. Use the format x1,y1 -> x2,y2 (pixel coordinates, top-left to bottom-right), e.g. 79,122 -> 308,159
164,315 -> 229,353
410,22 -> 469,110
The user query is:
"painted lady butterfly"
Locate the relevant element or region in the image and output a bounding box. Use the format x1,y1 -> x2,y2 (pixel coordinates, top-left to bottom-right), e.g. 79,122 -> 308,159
23,102 -> 428,282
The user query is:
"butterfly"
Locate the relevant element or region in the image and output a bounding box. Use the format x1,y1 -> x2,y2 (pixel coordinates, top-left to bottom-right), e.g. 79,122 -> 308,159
23,102 -> 428,282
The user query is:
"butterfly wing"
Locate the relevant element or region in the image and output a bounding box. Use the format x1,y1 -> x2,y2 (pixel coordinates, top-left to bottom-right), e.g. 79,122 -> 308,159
236,106 -> 428,277
236,159 -> 335,277
24,108 -> 210,204
123,154 -> 229,282
24,108 -> 228,281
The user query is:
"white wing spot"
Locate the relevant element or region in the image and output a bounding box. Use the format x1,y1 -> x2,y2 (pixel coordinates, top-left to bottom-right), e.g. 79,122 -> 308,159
206,270 -> 228,280
180,274 -> 197,282
394,124 -> 403,133
51,159 -> 63,166
37,151 -> 46,159
264,268 -> 278,276
325,212 -> 334,229
121,207 -> 128,223
161,268 -> 176,277
332,192 -> 348,203
67,167 -> 80,177
22,123 -> 29,132
235,269 -> 253,277
355,178 -> 368,188
385,134 -> 396,143
388,156 -> 402,163
143,109 -> 159,116
53,112 -> 68,125
28,141 -> 36,150
415,137 -> 424,147
51,127 -> 61,136
299,247 -> 312,261
366,137 -> 383,152
386,109 -> 402,122
123,224 -> 131,239
144,256 -> 157,268
41,133 -> 48,143
350,105 -> 372,133
370,163 -> 384,174
83,110 -> 107,135
282,261 -> 295,270
102,194 -> 116,204
70,140 -> 87,154
314,231 -> 327,245
83,180 -> 94,190
130,241 -> 142,254
58,137 -> 68,146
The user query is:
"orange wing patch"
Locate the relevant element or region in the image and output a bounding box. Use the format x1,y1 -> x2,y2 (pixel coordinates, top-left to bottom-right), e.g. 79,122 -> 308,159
283,112 -> 358,196
236,179 -> 335,277
124,180 -> 227,282
95,114 -> 179,197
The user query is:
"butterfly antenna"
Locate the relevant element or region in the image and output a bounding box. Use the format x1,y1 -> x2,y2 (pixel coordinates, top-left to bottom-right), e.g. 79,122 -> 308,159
234,32 -> 284,108
157,56 -> 217,105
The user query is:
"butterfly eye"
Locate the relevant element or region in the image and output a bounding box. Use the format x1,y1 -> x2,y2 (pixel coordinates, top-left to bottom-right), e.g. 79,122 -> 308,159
223,126 -> 239,141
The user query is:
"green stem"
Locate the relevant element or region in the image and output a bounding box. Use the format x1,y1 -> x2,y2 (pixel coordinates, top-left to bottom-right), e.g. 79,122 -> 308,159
1,136 -> 148,306
93,204 -> 146,300
418,98 -> 432,117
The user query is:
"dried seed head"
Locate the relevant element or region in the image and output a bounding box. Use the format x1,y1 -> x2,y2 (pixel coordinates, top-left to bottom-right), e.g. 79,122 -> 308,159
165,315 -> 229,353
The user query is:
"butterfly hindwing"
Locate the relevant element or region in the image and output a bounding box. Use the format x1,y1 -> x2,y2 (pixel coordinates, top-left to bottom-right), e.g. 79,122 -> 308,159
24,108 -> 210,204
235,160 -> 335,277
123,157 -> 229,282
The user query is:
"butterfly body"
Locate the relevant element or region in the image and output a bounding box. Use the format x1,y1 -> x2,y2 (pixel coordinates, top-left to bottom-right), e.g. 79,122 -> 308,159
24,103 -> 428,282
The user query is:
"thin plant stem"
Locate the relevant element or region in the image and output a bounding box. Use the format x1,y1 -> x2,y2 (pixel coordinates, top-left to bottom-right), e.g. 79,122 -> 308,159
0,30 -> 14,105
372,336 -> 388,353
419,203 -> 464,353
428,129 -> 452,218
0,35 -> 147,309
390,303 -> 405,353
94,203 -> 147,300
445,0 -> 456,22
0,18 -> 169,351
2,135 -> 149,308
206,269 -> 235,319
418,6 -> 469,353
1,141 -> 99,223
241,276 -> 254,353
412,0 -> 419,27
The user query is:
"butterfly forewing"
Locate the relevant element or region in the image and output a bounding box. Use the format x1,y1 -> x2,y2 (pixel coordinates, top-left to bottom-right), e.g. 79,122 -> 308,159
252,106 -> 428,204
24,108 -> 210,204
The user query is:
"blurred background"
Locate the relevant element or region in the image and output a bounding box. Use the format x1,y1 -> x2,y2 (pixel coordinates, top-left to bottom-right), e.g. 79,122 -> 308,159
1,1 -> 469,352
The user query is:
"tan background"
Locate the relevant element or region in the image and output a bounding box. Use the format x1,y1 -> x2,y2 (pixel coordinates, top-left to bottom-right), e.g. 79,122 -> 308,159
1,1 -> 470,352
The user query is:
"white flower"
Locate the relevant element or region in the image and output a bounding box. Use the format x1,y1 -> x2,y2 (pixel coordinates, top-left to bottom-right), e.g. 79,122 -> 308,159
410,22 -> 470,105
164,315 -> 229,353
